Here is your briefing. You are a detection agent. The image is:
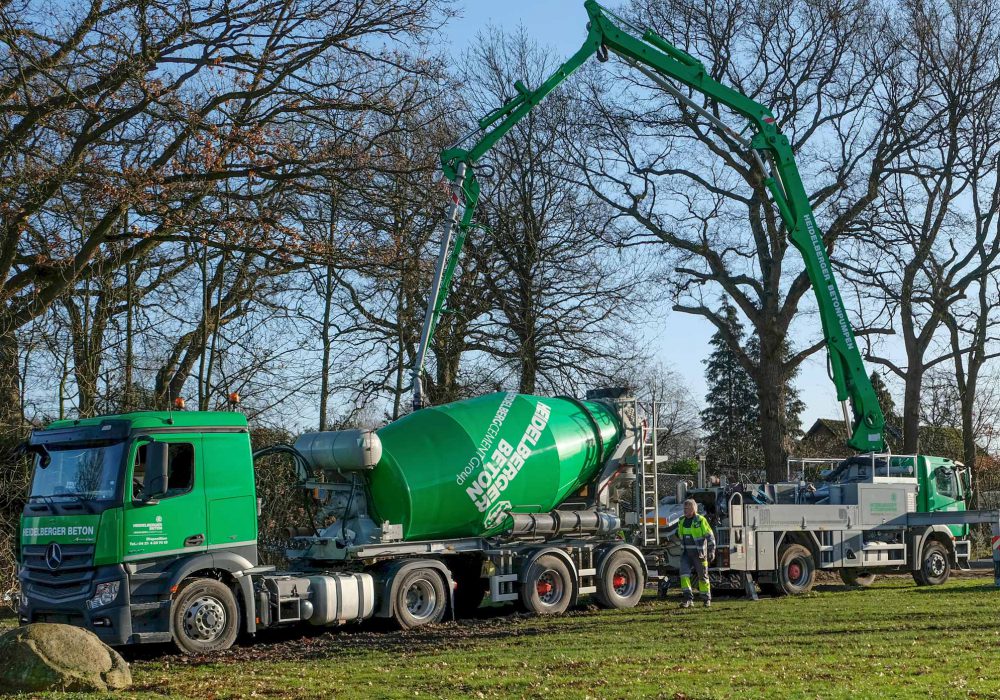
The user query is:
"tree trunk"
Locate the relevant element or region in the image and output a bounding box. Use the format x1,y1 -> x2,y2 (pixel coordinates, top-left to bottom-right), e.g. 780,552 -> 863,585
519,333 -> 536,395
902,369 -> 922,453
755,333 -> 788,482
72,343 -> 100,417
319,263 -> 334,430
123,260 -> 134,412
960,393 -> 978,507
434,351 -> 459,403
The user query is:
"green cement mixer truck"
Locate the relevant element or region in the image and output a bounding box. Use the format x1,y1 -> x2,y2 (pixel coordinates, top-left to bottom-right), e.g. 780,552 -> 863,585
18,391 -> 649,654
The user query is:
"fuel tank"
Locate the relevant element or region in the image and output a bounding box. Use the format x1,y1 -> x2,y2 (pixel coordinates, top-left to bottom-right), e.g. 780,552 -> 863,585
368,392 -> 621,541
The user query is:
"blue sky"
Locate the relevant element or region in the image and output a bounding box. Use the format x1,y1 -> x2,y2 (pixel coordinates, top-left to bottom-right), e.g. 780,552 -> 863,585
442,1 -> 846,430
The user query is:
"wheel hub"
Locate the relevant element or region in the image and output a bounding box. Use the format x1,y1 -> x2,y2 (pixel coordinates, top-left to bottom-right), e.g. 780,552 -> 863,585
183,595 -> 226,642
612,565 -> 636,597
788,562 -> 802,581
537,570 -> 563,605
927,553 -> 946,577
405,578 -> 437,620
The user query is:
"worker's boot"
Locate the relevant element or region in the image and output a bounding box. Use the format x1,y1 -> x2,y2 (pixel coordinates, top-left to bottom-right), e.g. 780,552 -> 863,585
680,599 -> 692,609
703,599 -> 711,608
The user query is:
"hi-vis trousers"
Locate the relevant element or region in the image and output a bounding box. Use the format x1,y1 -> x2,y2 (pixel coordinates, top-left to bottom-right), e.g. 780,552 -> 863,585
679,550 -> 710,602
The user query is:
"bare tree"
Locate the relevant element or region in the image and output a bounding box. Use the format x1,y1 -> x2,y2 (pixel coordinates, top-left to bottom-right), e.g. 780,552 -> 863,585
313,83 -> 462,420
840,0 -> 1000,453
569,0 -> 916,479
460,29 -> 647,396
631,362 -> 700,462
0,0 -> 451,428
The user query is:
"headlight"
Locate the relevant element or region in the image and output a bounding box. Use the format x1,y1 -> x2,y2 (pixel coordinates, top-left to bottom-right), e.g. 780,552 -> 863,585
87,581 -> 121,609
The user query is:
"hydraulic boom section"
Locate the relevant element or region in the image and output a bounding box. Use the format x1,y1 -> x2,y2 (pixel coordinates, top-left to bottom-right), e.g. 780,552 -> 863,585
412,0 -> 885,454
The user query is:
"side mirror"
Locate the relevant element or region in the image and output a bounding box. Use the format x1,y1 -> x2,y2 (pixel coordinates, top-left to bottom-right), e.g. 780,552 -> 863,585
960,469 -> 973,498
23,442 -> 51,468
143,442 -> 170,503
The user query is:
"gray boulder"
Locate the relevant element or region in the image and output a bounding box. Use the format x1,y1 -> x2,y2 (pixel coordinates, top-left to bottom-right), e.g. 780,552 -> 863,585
0,623 -> 131,693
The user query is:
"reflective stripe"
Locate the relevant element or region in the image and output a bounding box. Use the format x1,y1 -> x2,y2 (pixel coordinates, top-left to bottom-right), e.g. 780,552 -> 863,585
678,515 -> 715,555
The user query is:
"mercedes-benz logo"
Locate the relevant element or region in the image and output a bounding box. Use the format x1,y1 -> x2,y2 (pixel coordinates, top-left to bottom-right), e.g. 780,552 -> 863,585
44,542 -> 63,571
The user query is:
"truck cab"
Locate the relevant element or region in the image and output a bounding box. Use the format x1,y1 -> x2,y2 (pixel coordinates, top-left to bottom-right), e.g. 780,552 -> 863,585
18,411 -> 259,648
914,456 -> 971,538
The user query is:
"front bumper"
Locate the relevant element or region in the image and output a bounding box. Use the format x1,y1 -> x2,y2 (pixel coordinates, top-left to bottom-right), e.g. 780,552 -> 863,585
19,563 -> 133,646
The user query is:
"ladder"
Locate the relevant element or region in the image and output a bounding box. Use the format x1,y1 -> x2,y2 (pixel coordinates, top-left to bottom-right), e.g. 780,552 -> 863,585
637,403 -> 661,546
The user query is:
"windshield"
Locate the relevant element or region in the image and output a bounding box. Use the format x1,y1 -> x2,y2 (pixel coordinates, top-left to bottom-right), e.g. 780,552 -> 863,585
29,441 -> 125,502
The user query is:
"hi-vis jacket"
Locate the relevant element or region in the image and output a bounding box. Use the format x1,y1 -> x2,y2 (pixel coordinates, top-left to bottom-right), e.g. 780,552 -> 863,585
677,514 -> 716,558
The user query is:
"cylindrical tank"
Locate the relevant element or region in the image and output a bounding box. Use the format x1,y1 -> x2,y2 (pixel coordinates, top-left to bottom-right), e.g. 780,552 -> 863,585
368,392 -> 621,541
294,429 -> 382,472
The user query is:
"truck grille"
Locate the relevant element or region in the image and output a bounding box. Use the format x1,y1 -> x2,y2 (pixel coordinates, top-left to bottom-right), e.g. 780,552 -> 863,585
21,544 -> 96,600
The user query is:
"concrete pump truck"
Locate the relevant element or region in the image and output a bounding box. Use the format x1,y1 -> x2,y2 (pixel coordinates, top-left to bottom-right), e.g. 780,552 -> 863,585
18,1 -> 1000,655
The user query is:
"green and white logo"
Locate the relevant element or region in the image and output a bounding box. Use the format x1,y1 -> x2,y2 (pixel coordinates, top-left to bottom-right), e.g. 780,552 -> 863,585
870,492 -> 899,514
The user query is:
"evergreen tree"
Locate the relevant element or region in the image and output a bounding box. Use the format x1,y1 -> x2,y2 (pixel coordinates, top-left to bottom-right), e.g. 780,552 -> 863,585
785,364 -> 806,440
870,371 -> 900,434
701,303 -> 806,469
701,305 -> 761,468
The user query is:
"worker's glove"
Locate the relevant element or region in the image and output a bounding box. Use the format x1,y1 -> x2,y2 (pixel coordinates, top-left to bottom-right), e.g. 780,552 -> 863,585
707,548 -> 716,562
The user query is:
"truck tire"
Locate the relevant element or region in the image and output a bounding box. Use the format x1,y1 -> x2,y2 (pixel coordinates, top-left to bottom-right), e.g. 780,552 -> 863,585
392,568 -> 448,630
839,569 -> 876,587
170,578 -> 240,655
912,540 -> 950,586
594,550 -> 645,609
520,554 -> 573,615
775,544 -> 816,596
392,567 -> 448,630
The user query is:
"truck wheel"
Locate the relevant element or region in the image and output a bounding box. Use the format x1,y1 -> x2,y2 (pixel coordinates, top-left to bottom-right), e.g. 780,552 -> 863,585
913,541 -> 950,586
520,554 -> 573,615
775,544 -> 816,596
170,578 -> 240,655
595,550 -> 645,609
839,569 -> 876,587
392,568 -> 447,630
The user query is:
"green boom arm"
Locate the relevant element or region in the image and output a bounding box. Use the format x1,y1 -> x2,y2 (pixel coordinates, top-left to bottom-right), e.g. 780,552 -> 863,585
412,0 -> 885,454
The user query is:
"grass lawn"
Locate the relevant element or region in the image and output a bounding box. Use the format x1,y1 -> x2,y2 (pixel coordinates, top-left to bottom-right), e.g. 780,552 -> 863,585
5,575 -> 1000,699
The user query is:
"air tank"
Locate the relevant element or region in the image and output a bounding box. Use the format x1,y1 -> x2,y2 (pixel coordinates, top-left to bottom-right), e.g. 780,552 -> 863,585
368,392 -> 621,541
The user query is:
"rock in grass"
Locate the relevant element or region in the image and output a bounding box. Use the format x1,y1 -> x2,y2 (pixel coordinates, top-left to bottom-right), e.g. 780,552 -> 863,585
0,623 -> 131,693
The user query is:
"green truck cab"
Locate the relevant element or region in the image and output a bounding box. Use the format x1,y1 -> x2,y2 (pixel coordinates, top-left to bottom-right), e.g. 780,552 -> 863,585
914,455 -> 973,540
19,411 -> 259,650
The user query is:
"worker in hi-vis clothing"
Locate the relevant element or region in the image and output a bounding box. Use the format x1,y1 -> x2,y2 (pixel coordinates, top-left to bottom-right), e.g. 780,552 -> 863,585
676,498 -> 716,608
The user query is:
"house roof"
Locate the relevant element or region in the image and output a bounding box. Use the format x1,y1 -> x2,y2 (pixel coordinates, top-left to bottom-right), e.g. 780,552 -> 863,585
803,419 -> 847,440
